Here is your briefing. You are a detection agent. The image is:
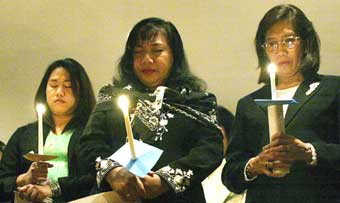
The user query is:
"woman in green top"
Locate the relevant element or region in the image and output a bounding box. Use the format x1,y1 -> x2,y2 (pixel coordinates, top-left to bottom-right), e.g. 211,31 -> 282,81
0,58 -> 96,202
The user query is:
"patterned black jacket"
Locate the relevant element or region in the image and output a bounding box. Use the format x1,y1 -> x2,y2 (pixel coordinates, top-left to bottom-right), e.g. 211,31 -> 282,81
80,84 -> 224,203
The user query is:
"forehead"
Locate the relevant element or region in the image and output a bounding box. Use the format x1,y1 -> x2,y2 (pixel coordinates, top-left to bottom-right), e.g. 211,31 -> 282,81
266,21 -> 296,39
49,67 -> 71,80
135,32 -> 169,47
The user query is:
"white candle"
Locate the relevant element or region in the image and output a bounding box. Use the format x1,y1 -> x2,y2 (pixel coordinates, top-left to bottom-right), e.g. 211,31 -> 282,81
268,63 -> 277,100
36,104 -> 45,155
118,95 -> 137,160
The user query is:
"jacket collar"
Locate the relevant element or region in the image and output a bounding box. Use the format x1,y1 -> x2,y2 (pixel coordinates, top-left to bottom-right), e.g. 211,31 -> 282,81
284,74 -> 321,126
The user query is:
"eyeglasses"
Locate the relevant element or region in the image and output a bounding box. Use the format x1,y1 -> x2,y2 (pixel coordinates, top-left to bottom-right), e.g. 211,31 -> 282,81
262,36 -> 300,53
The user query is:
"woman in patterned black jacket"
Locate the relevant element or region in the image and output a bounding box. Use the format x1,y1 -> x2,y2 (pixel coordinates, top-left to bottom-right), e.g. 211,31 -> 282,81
79,17 -> 224,203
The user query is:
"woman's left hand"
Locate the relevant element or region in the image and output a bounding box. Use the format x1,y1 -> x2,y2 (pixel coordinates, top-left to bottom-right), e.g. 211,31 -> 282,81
263,132 -> 312,164
17,184 -> 52,202
141,172 -> 169,199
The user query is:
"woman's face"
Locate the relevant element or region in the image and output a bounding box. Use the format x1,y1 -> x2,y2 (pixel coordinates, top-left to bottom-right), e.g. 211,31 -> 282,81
133,33 -> 173,90
264,21 -> 302,81
46,67 -> 77,118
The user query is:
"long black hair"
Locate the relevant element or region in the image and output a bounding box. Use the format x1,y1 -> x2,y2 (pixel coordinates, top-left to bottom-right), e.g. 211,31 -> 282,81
34,58 -> 96,129
255,4 -> 320,84
114,17 -> 206,92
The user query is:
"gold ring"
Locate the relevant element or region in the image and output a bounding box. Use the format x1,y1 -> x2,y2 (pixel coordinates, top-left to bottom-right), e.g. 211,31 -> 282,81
266,162 -> 273,169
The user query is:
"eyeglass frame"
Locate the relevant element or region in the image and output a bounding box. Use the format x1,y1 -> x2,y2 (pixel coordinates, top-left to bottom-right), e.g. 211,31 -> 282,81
262,36 -> 301,53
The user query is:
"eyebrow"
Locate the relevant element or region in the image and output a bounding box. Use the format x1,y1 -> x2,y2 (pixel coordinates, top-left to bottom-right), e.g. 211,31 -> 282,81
135,41 -> 166,48
266,34 -> 296,41
48,78 -> 71,82
151,42 -> 165,46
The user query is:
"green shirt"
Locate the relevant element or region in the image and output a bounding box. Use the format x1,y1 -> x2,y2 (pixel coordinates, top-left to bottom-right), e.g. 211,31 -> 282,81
44,130 -> 73,182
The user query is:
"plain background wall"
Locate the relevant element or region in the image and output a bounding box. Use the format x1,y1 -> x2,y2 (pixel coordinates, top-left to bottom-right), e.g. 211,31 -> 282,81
1,0 -> 340,143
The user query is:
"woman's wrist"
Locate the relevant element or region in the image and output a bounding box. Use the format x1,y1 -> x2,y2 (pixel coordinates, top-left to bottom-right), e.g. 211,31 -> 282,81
96,157 -> 122,187
246,157 -> 258,178
303,143 -> 317,166
49,180 -> 61,197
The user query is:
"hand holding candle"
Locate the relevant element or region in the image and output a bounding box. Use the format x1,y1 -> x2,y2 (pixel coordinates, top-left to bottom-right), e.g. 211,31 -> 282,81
36,104 -> 45,155
268,63 -> 277,100
118,95 -> 137,160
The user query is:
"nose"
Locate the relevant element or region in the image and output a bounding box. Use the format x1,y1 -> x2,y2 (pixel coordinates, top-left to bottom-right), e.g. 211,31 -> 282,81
275,43 -> 288,56
141,52 -> 154,64
56,86 -> 65,97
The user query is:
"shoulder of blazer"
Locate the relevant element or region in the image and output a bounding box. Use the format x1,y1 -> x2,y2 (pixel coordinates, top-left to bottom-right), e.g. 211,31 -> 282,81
238,85 -> 269,105
313,75 -> 340,93
15,122 -> 38,137
320,74 -> 340,84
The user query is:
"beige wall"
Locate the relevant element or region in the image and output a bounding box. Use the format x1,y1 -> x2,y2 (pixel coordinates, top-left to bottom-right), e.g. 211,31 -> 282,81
1,0 -> 340,143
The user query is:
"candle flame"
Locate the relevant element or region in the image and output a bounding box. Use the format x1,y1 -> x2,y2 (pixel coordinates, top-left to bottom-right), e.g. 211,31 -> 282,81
36,103 -> 46,114
118,95 -> 129,114
268,63 -> 277,74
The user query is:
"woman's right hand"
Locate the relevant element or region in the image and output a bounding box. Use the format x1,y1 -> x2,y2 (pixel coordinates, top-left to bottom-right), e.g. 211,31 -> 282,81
105,166 -> 145,202
16,162 -> 52,187
246,148 -> 291,178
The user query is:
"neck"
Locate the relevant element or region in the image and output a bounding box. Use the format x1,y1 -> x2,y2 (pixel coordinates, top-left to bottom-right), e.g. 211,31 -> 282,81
277,74 -> 304,90
52,115 -> 73,135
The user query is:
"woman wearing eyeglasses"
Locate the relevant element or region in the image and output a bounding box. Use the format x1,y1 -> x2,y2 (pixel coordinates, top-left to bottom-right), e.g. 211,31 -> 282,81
222,4 -> 340,203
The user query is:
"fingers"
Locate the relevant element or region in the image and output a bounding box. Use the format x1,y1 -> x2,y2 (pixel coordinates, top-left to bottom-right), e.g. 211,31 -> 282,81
37,161 -> 53,169
18,184 -> 36,201
263,161 -> 290,178
18,184 -> 51,202
117,186 -> 140,202
30,187 -> 39,201
30,161 -> 51,171
108,168 -> 142,202
30,162 -> 50,184
264,142 -> 309,163
31,170 -> 48,184
135,176 -> 146,196
147,171 -> 155,177
32,168 -> 48,177
17,185 -> 30,192
252,152 -> 291,178
263,137 -> 291,150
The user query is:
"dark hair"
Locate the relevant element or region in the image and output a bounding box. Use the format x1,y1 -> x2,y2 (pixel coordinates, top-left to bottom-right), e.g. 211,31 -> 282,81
114,17 -> 206,92
255,4 -> 320,84
216,105 -> 234,135
34,58 -> 96,129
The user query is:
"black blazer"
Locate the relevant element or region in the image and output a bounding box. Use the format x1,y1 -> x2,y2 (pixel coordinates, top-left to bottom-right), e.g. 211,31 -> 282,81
222,74 -> 340,203
0,122 -> 94,202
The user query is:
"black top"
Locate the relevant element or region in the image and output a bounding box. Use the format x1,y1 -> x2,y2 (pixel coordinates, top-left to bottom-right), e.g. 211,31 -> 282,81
0,122 -> 94,202
222,75 -> 340,203
79,84 -> 224,203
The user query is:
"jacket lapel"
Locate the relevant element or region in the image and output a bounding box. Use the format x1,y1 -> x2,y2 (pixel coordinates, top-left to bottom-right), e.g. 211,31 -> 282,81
285,75 -> 322,126
253,85 -> 272,114
67,128 -> 79,167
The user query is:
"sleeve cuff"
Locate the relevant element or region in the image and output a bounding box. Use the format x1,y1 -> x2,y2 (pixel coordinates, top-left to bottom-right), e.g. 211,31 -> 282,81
95,157 -> 122,187
156,165 -> 193,193
49,180 -> 62,197
305,143 -> 317,166
244,159 -> 257,181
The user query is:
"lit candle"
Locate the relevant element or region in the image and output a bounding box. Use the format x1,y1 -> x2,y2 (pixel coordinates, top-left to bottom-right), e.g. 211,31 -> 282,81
36,104 -> 45,155
118,95 -> 137,160
268,63 -> 277,100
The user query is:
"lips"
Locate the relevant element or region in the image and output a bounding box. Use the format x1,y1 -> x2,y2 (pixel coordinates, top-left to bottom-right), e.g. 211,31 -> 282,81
141,69 -> 156,74
54,99 -> 66,103
277,60 -> 290,66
